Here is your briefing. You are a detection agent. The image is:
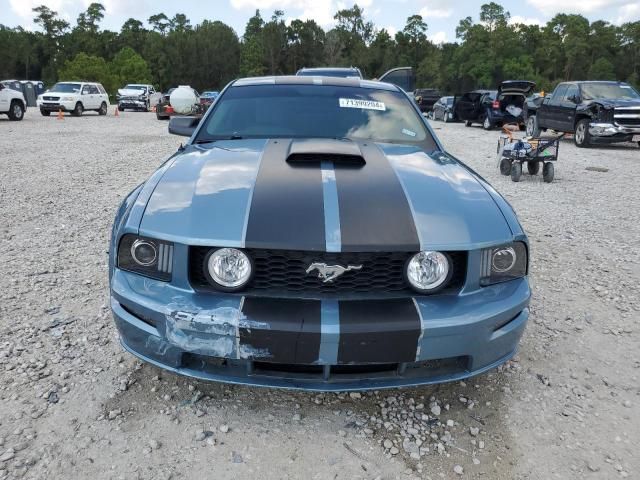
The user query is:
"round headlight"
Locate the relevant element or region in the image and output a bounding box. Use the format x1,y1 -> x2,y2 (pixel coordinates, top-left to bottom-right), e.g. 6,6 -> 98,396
492,247 -> 516,273
205,248 -> 252,290
130,239 -> 157,266
406,251 -> 451,292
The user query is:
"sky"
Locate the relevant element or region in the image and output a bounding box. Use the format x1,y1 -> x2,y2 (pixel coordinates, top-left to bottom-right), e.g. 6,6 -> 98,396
1,0 -> 639,44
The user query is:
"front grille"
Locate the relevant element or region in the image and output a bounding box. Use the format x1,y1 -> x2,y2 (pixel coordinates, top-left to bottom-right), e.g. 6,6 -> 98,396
189,248 -> 466,298
43,96 -> 59,101
614,107 -> 640,127
615,117 -> 640,127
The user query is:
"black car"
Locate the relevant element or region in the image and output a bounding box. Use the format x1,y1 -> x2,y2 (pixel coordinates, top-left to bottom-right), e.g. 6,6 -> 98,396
456,81 -> 535,130
414,88 -> 442,113
525,81 -> 640,148
431,96 -> 456,122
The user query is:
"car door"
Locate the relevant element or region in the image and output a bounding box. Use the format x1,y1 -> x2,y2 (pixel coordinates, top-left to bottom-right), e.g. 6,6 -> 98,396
378,67 -> 415,93
558,84 -> 579,132
455,92 -> 481,121
541,84 -> 568,130
0,84 -> 8,111
80,85 -> 94,109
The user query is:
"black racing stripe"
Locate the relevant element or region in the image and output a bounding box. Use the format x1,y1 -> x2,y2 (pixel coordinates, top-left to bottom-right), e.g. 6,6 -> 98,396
244,139 -> 325,251
338,299 -> 420,364
335,142 -> 420,252
240,298 -> 321,364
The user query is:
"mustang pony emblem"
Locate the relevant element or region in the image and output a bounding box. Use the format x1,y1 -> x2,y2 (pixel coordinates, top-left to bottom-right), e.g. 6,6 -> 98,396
306,263 -> 363,283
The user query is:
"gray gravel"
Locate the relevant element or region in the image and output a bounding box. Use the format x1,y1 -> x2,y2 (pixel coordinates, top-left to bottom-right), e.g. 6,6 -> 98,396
0,109 -> 638,479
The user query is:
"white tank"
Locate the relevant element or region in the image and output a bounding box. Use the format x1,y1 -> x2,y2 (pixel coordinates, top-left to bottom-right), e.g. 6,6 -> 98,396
170,85 -> 197,114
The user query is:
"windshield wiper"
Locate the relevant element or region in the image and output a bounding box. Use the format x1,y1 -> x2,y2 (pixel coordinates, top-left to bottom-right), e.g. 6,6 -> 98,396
194,135 -> 245,144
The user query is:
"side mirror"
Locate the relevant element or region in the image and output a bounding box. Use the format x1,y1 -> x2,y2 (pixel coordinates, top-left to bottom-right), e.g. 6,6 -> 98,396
169,116 -> 200,137
569,95 -> 581,104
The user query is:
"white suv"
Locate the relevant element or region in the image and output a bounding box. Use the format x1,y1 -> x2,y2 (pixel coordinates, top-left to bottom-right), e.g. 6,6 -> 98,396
37,81 -> 109,117
0,82 -> 26,121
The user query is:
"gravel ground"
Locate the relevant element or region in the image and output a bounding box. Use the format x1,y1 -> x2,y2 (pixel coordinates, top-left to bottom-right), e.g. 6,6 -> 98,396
0,109 -> 639,480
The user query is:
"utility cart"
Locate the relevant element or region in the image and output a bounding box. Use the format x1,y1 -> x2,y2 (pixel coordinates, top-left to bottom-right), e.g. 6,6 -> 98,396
497,128 -> 564,182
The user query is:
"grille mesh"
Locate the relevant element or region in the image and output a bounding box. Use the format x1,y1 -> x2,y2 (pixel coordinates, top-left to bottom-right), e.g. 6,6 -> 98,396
190,248 -> 466,298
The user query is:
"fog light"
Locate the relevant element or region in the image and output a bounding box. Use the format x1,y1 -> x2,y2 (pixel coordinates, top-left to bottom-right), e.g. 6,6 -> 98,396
406,251 -> 451,293
205,248 -> 252,290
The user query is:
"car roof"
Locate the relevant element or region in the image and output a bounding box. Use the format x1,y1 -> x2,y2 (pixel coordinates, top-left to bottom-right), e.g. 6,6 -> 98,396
232,75 -> 399,92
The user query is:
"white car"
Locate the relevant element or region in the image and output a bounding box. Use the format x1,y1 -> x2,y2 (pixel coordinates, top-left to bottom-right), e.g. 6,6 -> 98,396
0,82 -> 26,121
37,81 -> 109,117
116,84 -> 161,112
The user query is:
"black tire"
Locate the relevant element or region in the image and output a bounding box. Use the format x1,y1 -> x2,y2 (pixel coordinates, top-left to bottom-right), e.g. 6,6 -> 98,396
118,105 -> 124,112
40,109 -> 51,117
526,114 -> 540,137
98,102 -> 107,116
527,161 -> 540,175
465,120 -> 472,127
72,102 -> 83,117
443,111 -> 449,123
510,162 -> 522,182
482,115 -> 492,130
145,101 -> 150,112
543,162 -> 554,183
8,100 -> 24,121
499,158 -> 512,176
574,118 -> 591,148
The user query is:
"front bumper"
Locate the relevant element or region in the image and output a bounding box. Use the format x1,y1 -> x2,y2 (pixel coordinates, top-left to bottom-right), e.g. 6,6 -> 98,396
110,264 -> 530,391
38,101 -> 76,112
118,99 -> 147,109
589,122 -> 640,141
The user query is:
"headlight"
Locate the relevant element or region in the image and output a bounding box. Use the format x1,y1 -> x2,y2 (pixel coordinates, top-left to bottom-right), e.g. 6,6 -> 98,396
480,242 -> 527,286
61,96 -> 74,101
117,234 -> 173,281
204,248 -> 252,291
406,251 -> 451,293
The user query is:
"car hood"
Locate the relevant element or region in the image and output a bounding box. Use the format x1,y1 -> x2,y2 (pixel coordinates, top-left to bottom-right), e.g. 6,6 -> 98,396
138,139 -> 513,251
118,88 -> 145,96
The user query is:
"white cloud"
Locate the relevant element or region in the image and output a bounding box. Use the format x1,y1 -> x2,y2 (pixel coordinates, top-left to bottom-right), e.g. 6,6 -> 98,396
429,31 -> 447,44
616,3 -> 640,23
418,0 -> 452,19
385,25 -> 398,36
9,0 -> 68,19
508,15 -> 543,26
526,0 -> 633,14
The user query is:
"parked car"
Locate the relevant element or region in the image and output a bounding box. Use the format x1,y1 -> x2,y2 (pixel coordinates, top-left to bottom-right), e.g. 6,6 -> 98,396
199,91 -> 219,108
296,67 -> 363,79
37,82 -> 109,116
414,88 -> 442,113
456,81 -> 535,130
1,80 -> 45,106
431,96 -> 456,122
0,81 -> 26,120
109,75 -> 530,391
116,84 -> 161,112
525,81 -> 640,148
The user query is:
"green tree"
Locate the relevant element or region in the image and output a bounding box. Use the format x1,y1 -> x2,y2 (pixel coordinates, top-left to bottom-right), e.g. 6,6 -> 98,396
589,57 -> 615,80
58,52 -> 116,92
111,47 -> 152,86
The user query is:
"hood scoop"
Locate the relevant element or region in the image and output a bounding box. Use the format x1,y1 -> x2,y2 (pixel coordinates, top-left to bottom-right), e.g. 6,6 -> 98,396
286,138 -> 365,167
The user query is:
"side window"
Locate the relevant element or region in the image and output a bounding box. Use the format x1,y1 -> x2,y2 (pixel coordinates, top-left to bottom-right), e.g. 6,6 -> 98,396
97,85 -> 106,94
564,85 -> 579,103
149,86 -> 155,94
550,85 -> 568,105
89,85 -> 99,94
81,85 -> 90,95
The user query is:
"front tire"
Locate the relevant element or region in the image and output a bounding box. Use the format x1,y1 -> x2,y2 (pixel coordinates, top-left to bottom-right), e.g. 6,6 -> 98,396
510,162 -> 522,182
483,116 -> 492,130
500,158 -> 512,176
98,102 -> 107,116
465,120 -> 472,127
8,101 -> 24,121
40,109 -> 51,117
574,119 -> 591,148
543,162 -> 555,183
118,105 -> 124,112
527,161 -> 540,175
72,102 -> 83,117
526,114 -> 540,137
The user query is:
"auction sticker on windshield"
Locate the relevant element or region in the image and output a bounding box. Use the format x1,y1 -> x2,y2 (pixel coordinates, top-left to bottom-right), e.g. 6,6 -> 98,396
339,98 -> 386,111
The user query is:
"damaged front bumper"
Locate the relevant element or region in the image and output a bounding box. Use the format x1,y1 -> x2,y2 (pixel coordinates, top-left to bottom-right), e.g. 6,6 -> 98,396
110,261 -> 530,391
589,122 -> 640,140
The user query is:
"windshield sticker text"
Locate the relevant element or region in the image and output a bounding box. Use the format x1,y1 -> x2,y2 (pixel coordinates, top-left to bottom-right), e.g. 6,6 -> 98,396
402,128 -> 417,137
339,98 -> 386,111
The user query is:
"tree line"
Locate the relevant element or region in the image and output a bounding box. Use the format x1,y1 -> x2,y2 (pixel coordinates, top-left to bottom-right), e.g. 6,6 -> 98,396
1,2 -> 639,96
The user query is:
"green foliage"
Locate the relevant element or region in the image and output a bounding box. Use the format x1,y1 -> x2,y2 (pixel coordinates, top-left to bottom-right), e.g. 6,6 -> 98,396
2,2 -> 640,95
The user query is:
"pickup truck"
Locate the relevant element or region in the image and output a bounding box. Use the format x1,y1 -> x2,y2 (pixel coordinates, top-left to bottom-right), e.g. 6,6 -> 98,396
0,81 -> 26,120
525,81 -> 640,148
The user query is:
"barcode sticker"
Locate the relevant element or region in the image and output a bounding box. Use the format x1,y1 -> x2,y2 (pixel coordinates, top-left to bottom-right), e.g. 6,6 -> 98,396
339,98 -> 386,111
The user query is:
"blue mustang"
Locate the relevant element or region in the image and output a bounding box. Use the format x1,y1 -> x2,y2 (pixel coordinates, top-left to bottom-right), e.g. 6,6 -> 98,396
109,76 -> 530,391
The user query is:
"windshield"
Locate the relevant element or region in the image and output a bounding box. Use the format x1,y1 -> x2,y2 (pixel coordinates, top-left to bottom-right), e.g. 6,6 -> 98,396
445,97 -> 454,105
581,83 -> 640,100
124,85 -> 147,91
49,83 -> 81,93
298,69 -> 361,78
196,84 -> 436,149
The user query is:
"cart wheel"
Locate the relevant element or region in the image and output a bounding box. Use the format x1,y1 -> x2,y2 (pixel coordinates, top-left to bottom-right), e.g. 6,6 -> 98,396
500,158 -> 512,176
527,161 -> 540,175
543,162 -> 554,183
510,162 -> 522,182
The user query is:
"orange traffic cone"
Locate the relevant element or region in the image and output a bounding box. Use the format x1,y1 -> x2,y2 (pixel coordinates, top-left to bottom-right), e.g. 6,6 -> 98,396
56,109 -> 64,120
114,107 -> 119,117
